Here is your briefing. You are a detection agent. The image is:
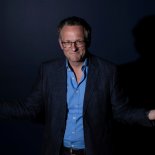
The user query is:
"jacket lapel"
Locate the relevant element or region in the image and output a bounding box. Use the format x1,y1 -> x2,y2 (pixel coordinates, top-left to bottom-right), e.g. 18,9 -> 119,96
50,59 -> 67,113
49,56 -> 99,115
83,56 -> 99,114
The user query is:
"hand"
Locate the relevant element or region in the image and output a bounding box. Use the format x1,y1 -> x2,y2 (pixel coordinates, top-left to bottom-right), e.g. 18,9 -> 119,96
148,110 -> 155,120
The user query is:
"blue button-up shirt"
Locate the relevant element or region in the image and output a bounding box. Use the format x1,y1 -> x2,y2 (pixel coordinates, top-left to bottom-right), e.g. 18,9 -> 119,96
64,59 -> 88,149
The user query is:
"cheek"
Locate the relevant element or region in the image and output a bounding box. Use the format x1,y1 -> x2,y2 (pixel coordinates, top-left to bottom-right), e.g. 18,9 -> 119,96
63,49 -> 69,56
80,47 -> 86,54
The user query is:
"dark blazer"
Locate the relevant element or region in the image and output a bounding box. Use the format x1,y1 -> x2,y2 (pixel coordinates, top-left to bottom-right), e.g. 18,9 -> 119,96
0,53 -> 153,155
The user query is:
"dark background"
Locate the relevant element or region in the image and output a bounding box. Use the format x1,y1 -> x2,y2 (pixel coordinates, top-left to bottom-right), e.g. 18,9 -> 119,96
0,0 -> 155,154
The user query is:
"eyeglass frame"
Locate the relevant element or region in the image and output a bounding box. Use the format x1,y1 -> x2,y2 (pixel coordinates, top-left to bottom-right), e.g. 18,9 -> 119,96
61,40 -> 86,48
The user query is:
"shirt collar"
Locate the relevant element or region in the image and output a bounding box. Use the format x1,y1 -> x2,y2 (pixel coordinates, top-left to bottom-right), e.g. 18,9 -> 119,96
66,58 -> 88,71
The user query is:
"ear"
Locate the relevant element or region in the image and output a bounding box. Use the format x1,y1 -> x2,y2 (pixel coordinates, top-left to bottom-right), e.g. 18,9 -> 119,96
59,38 -> 63,50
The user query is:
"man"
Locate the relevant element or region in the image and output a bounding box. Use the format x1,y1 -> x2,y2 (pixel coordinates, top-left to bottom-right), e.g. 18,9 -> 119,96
0,16 -> 155,155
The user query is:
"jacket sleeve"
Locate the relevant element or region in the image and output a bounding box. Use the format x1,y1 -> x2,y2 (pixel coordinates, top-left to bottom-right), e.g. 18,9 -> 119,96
111,67 -> 154,127
0,64 -> 45,122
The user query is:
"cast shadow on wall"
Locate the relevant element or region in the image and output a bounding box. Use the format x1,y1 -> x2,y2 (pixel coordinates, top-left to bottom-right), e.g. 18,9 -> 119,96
113,15 -> 155,155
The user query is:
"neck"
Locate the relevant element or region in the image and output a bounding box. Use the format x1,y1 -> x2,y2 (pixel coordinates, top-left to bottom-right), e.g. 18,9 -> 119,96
69,61 -> 83,71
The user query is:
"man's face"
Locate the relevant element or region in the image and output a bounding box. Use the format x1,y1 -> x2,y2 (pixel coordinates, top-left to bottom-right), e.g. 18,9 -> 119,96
59,25 -> 87,64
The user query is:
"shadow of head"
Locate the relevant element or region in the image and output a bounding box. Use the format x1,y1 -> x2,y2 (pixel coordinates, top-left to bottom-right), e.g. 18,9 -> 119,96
132,15 -> 155,58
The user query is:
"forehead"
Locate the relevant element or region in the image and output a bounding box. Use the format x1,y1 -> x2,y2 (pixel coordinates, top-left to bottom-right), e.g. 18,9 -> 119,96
60,25 -> 85,37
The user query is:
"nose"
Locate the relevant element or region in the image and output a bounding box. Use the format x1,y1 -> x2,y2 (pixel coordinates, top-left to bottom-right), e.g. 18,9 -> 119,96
71,42 -> 78,51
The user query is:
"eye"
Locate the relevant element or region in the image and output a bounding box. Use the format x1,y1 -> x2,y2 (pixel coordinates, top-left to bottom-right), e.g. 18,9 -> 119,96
61,40 -> 85,48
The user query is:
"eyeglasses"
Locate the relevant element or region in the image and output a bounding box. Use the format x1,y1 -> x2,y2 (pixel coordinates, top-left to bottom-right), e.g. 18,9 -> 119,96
61,40 -> 85,48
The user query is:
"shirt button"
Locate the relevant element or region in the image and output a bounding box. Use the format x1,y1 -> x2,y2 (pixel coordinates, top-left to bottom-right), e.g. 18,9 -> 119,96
73,117 -> 76,120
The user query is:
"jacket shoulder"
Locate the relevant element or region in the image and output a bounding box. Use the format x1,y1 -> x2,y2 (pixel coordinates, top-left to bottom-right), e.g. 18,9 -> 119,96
90,54 -> 117,71
41,57 -> 66,70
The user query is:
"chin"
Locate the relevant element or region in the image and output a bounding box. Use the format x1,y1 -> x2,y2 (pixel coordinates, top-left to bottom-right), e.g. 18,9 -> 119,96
69,56 -> 80,61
